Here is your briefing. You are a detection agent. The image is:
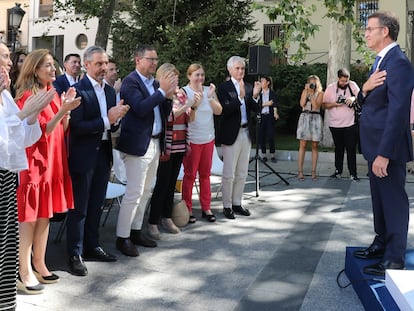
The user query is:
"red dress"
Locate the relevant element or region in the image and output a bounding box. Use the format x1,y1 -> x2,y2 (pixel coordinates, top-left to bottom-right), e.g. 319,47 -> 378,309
16,89 -> 74,222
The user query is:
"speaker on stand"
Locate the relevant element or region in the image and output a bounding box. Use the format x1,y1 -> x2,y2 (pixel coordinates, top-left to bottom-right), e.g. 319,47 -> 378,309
248,45 -> 271,76
247,45 -> 289,196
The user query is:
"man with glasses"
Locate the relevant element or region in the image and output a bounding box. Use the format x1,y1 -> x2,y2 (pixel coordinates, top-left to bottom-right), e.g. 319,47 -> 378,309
353,11 -> 414,276
115,44 -> 177,257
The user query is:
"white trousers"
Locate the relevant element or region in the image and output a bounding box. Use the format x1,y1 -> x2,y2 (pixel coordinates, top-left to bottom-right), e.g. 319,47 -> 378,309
221,128 -> 251,208
116,139 -> 160,238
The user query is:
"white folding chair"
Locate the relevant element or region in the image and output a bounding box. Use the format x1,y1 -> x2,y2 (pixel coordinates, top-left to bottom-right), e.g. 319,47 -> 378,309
101,182 -> 126,227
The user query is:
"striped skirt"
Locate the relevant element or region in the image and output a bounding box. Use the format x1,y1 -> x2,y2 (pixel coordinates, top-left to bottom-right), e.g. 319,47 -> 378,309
0,169 -> 18,311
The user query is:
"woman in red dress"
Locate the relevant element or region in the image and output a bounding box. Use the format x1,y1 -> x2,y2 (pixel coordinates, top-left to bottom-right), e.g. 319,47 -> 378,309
15,49 -> 80,294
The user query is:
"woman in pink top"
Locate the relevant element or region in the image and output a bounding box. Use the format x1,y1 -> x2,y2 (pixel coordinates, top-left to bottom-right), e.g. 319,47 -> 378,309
323,68 -> 360,181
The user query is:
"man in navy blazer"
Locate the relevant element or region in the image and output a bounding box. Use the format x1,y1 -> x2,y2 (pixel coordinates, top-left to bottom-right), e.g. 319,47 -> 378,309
217,56 -> 261,219
353,11 -> 414,276
115,44 -> 177,257
53,53 -> 81,96
67,46 -> 129,276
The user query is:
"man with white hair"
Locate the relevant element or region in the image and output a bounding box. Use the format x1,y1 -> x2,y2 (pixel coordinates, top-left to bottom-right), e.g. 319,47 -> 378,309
217,56 -> 261,219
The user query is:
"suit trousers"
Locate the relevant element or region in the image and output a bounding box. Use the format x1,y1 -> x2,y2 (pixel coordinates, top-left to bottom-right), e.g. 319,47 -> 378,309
67,140 -> 111,256
149,152 -> 185,224
329,124 -> 358,176
182,140 -> 214,212
221,128 -> 251,208
259,114 -> 275,154
368,160 -> 409,263
116,138 -> 159,238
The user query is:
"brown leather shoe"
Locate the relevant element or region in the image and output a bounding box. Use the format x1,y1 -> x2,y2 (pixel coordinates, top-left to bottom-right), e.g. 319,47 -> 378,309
130,230 -> 157,248
116,238 -> 139,257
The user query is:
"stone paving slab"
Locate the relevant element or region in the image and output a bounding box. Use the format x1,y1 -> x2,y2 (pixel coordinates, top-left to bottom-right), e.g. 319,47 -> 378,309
16,152 -> 414,311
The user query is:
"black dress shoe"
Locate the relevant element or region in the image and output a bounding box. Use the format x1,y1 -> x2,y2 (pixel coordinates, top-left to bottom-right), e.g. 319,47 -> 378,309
130,230 -> 157,248
83,246 -> 117,262
232,205 -> 251,216
223,208 -> 235,219
363,260 -> 405,276
68,255 -> 88,276
116,238 -> 139,257
353,244 -> 385,259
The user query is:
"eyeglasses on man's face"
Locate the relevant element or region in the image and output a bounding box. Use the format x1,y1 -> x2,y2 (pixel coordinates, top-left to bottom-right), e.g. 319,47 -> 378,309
142,57 -> 159,63
364,26 -> 384,33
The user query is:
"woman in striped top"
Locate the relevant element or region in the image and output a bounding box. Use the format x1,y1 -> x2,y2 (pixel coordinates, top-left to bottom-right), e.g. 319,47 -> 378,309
148,63 -> 196,237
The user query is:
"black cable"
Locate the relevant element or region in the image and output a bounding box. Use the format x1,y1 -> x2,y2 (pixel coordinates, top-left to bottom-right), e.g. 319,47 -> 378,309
336,268 -> 385,289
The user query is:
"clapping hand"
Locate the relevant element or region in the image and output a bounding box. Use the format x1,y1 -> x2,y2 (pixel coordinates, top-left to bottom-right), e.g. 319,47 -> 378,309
61,87 -> 81,113
0,66 -> 11,92
253,81 -> 261,98
19,88 -> 56,124
108,99 -> 130,124
207,83 -> 216,99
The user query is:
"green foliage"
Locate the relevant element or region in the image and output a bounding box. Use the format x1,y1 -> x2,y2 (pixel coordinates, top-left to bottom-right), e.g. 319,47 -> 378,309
255,0 -> 374,65
254,1 -> 320,64
111,0 -> 257,83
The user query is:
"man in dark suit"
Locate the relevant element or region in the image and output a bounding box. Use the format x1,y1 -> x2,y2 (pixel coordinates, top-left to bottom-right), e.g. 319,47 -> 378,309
353,11 -> 414,276
217,56 -> 261,219
53,53 -> 81,96
67,46 -> 129,276
115,44 -> 177,257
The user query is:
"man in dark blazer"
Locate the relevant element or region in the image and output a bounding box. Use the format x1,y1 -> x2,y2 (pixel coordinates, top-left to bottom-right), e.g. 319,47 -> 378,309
115,44 -> 177,257
67,46 -> 129,276
217,56 -> 261,219
353,11 -> 414,276
258,76 -> 279,163
53,53 -> 81,96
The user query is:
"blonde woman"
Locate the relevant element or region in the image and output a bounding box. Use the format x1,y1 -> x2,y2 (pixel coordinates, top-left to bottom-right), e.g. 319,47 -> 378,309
182,64 -> 222,223
296,75 -> 324,181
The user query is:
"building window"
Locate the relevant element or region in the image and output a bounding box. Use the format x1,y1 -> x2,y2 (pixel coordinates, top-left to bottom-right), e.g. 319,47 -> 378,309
357,1 -> 379,27
39,0 -> 53,18
263,24 -> 281,45
75,34 -> 88,50
263,24 -> 286,65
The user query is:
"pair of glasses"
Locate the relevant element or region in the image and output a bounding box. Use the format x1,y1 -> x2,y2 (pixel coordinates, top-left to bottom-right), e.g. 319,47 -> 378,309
364,26 -> 384,33
142,57 -> 159,63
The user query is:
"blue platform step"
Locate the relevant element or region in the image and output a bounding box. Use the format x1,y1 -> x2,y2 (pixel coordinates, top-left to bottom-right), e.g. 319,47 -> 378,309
344,247 -> 414,311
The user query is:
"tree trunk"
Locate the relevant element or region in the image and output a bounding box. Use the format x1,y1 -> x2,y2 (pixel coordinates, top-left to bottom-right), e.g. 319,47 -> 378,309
321,18 -> 352,147
94,0 -> 116,49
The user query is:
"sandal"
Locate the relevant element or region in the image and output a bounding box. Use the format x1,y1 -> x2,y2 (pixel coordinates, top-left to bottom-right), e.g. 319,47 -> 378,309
311,171 -> 318,181
298,171 -> 305,181
188,215 -> 197,224
202,211 -> 216,222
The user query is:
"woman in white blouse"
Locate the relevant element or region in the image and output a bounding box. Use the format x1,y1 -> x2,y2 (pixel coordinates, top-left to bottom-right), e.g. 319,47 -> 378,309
0,42 -> 54,305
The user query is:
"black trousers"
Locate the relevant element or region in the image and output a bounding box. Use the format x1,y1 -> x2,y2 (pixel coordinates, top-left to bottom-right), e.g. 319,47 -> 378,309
329,124 -> 358,176
149,152 -> 185,224
259,114 -> 275,154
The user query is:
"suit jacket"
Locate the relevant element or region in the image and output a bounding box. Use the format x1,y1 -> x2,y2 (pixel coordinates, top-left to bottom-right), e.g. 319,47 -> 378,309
359,45 -> 414,163
259,89 -> 279,120
116,70 -> 172,156
53,74 -> 71,96
217,79 -> 259,145
68,76 -> 117,173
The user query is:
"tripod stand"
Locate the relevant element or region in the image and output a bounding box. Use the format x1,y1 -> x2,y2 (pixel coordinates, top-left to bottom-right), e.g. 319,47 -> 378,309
249,112 -> 289,197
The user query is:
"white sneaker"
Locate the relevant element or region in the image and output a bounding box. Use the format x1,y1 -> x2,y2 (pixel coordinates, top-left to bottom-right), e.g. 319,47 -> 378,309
161,218 -> 180,234
148,224 -> 161,240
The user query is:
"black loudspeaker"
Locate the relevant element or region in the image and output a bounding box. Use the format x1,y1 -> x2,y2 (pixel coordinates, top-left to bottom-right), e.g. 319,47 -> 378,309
248,45 -> 271,75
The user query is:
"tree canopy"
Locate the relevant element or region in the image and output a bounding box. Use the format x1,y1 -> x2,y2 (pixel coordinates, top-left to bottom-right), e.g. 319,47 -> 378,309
111,0 -> 257,84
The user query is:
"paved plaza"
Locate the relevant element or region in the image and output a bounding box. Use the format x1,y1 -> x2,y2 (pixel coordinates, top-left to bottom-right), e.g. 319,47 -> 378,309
16,150 -> 414,311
